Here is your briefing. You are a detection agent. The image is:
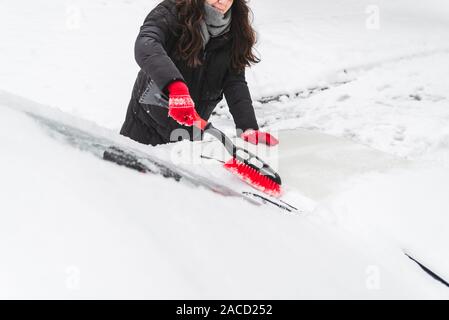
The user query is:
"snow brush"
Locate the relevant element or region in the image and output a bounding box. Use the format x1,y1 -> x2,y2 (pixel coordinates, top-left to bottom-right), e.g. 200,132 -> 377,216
196,118 -> 282,197
140,81 -> 283,197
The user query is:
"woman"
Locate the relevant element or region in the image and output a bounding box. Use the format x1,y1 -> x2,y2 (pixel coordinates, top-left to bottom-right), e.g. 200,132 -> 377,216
120,0 -> 278,147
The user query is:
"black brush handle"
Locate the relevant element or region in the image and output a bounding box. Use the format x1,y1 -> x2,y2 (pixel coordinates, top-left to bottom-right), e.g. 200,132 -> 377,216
140,81 -> 281,184
204,124 -> 282,185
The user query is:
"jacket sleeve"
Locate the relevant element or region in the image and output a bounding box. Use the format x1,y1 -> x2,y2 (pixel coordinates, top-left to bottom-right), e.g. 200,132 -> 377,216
223,68 -> 259,134
135,3 -> 184,91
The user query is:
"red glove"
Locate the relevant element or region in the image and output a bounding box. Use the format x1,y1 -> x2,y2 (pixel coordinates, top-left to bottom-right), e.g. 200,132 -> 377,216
167,81 -> 202,127
241,129 -> 279,146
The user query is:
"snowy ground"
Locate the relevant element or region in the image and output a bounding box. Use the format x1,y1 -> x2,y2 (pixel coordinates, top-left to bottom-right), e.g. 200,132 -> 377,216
1,0 -> 449,299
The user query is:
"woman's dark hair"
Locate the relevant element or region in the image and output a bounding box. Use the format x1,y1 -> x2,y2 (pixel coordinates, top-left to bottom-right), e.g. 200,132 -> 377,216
175,0 -> 260,71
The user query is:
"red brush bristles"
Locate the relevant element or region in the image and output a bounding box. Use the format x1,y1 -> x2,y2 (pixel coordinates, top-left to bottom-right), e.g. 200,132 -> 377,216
224,159 -> 282,197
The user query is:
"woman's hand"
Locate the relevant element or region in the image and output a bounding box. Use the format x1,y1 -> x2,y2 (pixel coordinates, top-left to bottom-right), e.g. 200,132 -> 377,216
241,129 -> 279,146
167,81 -> 202,127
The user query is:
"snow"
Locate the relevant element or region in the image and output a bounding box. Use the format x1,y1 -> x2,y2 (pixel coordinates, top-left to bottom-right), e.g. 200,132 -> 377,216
3,100 -> 445,299
1,0 -> 449,298
260,51 -> 449,162
318,165 -> 449,284
276,129 -> 406,201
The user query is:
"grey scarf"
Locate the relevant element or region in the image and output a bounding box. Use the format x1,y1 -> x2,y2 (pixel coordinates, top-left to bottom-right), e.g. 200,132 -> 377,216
200,2 -> 232,48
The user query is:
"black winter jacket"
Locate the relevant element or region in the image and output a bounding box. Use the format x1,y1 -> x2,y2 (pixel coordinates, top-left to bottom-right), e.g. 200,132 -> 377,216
120,0 -> 259,146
